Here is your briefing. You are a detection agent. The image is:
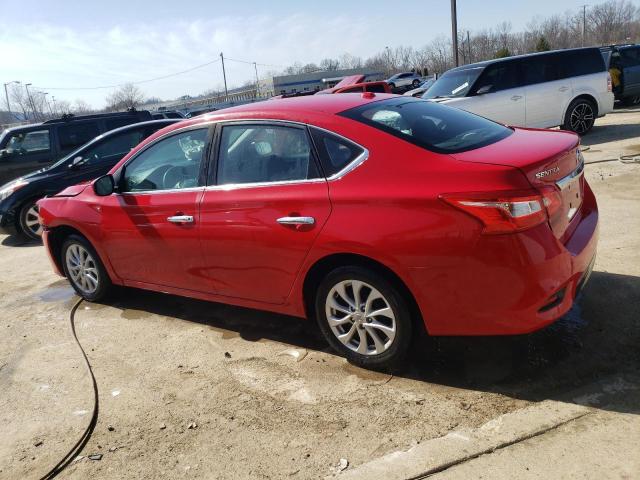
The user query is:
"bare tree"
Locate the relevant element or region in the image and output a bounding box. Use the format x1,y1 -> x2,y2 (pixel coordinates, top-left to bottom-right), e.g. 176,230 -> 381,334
105,83 -> 144,111
73,99 -> 92,114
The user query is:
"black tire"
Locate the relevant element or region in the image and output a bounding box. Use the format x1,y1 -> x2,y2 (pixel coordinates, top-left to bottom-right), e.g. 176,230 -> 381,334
388,82 -> 395,91
61,234 -> 112,302
412,79 -> 420,88
621,95 -> 640,106
314,266 -> 413,371
562,98 -> 596,135
18,198 -> 44,241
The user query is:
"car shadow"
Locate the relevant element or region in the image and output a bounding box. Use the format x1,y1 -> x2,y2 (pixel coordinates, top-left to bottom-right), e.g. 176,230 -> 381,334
583,123 -> 640,147
1,235 -> 41,247
97,269 -> 639,416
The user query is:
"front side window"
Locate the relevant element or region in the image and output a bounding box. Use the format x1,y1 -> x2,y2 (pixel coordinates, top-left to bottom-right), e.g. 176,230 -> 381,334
521,55 -> 559,85
340,97 -> 512,154
474,61 -> 521,92
122,128 -> 208,192
4,129 -> 51,156
217,124 -> 320,185
424,67 -> 484,99
82,129 -> 147,165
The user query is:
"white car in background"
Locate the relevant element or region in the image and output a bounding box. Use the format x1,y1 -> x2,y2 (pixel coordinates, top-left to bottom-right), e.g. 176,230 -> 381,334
386,72 -> 423,90
424,47 -> 614,134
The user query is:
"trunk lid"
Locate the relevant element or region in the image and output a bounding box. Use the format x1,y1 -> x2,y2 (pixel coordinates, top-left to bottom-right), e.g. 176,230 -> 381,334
450,127 -> 583,239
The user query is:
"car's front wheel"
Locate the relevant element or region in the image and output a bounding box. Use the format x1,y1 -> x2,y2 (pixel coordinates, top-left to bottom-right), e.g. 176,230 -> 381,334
563,98 -> 596,135
18,199 -> 43,241
412,79 -> 420,88
61,234 -> 112,302
315,266 -> 413,371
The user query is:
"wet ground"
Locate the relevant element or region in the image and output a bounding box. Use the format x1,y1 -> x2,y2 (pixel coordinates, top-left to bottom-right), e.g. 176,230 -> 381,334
1,107 -> 639,479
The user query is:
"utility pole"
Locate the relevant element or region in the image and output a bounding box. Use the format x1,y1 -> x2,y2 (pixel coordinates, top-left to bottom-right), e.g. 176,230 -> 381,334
25,83 -> 37,121
581,5 -> 588,47
3,80 -> 20,119
253,62 -> 260,98
220,52 -> 228,98
51,96 -> 57,116
451,0 -> 459,67
43,92 -> 53,116
467,31 -> 472,64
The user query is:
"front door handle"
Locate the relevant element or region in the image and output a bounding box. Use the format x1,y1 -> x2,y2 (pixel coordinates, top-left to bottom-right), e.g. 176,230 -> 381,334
167,215 -> 194,223
511,95 -> 523,101
277,216 -> 315,226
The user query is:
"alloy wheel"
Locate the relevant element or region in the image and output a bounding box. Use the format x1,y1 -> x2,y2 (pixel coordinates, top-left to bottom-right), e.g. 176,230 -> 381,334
325,279 -> 397,356
23,203 -> 42,238
65,244 -> 99,295
569,102 -> 595,134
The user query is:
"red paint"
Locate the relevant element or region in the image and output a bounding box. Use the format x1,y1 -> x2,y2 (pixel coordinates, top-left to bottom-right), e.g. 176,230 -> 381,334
38,94 -> 598,336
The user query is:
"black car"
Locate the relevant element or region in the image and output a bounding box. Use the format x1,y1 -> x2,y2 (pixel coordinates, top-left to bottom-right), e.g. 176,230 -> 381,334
0,110 -> 153,186
152,111 -> 186,119
0,119 -> 180,240
600,44 -> 640,105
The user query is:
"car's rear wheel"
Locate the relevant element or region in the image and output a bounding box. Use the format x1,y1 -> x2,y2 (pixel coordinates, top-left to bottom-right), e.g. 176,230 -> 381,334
61,234 -> 112,302
315,266 -> 412,371
563,98 -> 596,135
18,199 -> 43,241
412,79 -> 420,88
388,82 -> 395,90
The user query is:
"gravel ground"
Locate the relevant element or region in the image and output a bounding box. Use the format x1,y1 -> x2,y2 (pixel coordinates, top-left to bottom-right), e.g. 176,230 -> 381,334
1,106 -> 639,479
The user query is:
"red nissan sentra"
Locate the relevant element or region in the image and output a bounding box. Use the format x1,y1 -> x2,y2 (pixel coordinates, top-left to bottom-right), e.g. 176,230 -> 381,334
37,94 -> 598,370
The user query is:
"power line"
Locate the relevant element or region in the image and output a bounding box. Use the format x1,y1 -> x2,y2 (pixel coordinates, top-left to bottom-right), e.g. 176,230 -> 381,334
34,57 -> 221,91
225,57 -> 285,68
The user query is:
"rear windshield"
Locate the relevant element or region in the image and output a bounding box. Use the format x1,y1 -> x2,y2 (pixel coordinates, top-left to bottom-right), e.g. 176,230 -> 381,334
339,97 -> 512,154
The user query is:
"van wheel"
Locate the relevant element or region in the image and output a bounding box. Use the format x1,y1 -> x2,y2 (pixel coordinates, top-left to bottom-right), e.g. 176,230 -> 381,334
563,98 -> 596,135
18,198 -> 43,241
61,234 -> 112,302
315,266 -> 413,371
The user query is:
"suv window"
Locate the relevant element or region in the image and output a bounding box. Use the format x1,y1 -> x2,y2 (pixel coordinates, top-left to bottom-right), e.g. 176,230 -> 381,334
521,54 -> 559,85
4,129 -> 51,156
122,128 -> 208,192
217,124 -> 320,185
619,47 -> 640,66
105,117 -> 138,130
474,60 -> 521,92
58,122 -> 100,152
310,128 -> 364,177
340,97 -> 512,154
82,129 -> 147,165
558,49 -> 605,77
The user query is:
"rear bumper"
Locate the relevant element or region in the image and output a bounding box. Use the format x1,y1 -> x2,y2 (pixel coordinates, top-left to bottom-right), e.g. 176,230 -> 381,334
599,92 -> 615,116
409,181 -> 599,336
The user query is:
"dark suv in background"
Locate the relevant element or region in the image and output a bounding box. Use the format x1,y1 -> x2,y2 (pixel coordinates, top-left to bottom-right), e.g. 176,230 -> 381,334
0,110 -> 152,185
601,44 -> 640,105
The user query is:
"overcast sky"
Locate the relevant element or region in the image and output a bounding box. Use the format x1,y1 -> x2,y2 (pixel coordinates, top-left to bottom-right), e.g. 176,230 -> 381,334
0,0 -> 589,108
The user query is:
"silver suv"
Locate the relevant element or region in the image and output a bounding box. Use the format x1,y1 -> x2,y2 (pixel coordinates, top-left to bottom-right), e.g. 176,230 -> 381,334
387,72 -> 422,90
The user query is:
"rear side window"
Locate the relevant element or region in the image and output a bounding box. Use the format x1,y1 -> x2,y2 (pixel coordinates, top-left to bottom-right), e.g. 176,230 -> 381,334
558,49 -> 605,77
82,129 -> 147,165
309,128 -> 365,177
366,83 -> 388,93
339,97 -> 512,154
58,122 -> 100,152
619,47 -> 640,66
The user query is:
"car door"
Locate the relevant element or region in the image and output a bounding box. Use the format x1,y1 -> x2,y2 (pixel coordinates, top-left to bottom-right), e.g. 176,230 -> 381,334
99,125 -> 212,291
620,47 -> 640,96
198,122 -> 331,304
522,53 -> 572,128
0,128 -> 53,184
463,60 -> 525,126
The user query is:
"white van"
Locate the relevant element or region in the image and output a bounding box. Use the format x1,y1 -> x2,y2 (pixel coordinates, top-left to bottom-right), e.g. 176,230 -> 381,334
424,48 -> 614,134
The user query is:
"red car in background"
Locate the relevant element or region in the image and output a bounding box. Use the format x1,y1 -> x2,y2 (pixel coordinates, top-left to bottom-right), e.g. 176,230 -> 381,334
37,94 -> 598,370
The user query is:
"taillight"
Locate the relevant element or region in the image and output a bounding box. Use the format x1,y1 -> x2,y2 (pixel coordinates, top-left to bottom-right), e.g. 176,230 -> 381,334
441,191 -> 548,234
607,72 -> 613,93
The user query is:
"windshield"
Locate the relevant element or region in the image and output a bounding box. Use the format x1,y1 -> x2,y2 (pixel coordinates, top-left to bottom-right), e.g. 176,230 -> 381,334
339,97 -> 512,154
423,67 -> 484,99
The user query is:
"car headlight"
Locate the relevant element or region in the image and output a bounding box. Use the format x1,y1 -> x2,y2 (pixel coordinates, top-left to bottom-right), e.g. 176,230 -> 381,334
0,179 -> 29,202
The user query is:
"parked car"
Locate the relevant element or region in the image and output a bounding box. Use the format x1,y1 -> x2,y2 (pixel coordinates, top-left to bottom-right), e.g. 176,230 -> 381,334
152,111 -> 186,119
38,94 -> 598,370
0,119 -> 179,240
600,44 -> 640,105
186,107 -> 218,118
0,110 -> 152,186
386,72 -> 423,90
403,78 -> 436,97
424,47 -> 613,134
316,75 -> 392,94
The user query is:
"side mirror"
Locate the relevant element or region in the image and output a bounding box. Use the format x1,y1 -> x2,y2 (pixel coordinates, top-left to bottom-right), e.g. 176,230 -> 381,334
68,156 -> 86,169
94,174 -> 115,196
476,85 -> 492,95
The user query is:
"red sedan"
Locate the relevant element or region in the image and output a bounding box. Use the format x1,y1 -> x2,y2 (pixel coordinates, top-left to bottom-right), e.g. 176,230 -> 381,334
37,94 -> 598,370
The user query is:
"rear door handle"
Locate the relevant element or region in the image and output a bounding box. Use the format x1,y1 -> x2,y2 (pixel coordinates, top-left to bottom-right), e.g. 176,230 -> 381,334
277,216 -> 315,226
511,95 -> 523,101
167,215 -> 194,223
559,86 -> 569,92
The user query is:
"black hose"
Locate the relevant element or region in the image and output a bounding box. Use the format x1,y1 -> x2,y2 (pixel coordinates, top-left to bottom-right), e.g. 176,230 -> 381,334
39,298 -> 99,480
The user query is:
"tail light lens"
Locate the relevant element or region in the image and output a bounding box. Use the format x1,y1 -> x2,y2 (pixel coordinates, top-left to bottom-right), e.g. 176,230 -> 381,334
607,72 -> 613,92
441,191 -> 548,234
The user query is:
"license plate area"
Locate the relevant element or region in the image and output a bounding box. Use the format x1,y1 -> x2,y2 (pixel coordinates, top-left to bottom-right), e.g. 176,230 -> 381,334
556,161 -> 585,221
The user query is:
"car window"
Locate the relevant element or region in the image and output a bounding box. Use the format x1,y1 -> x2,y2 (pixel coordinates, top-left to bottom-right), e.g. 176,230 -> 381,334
4,129 -> 51,156
81,129 -> 147,165
474,60 -> 521,92
105,117 -> 137,130
217,124 -> 320,185
366,83 -> 388,93
310,128 -> 365,177
620,48 -> 640,66
165,112 -> 183,119
122,128 -> 208,192
520,55 -> 559,85
58,122 -> 100,152
559,49 -> 605,77
340,97 -> 512,154
424,67 -> 484,99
